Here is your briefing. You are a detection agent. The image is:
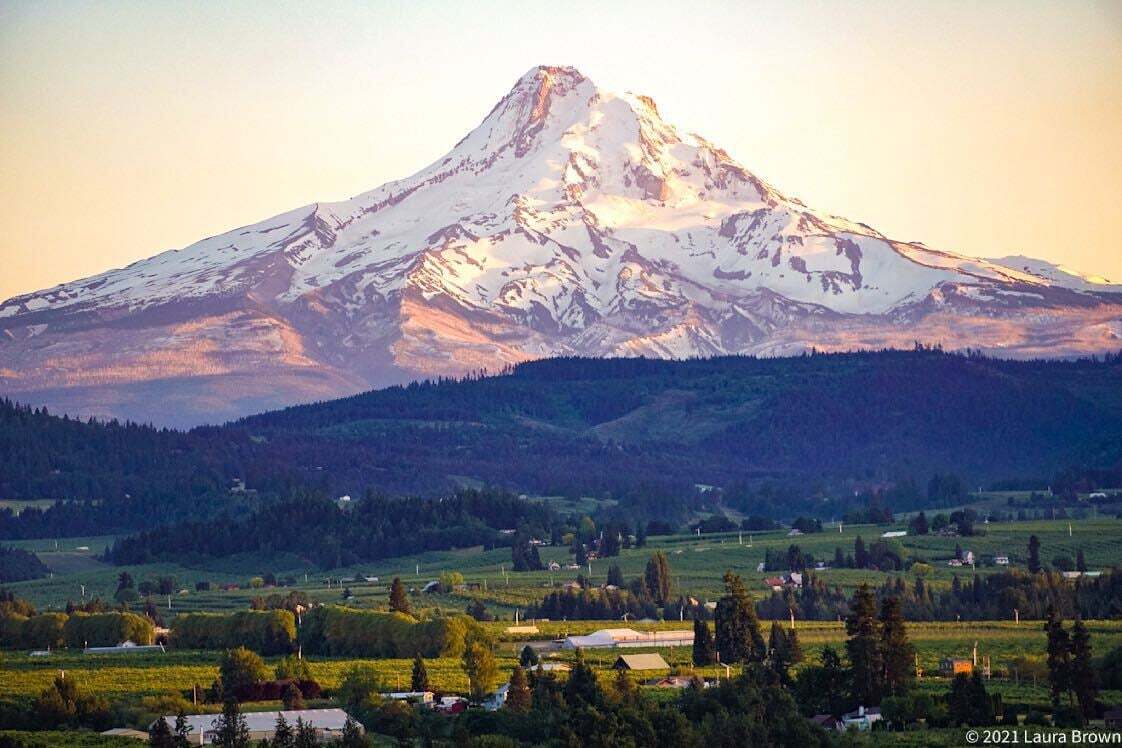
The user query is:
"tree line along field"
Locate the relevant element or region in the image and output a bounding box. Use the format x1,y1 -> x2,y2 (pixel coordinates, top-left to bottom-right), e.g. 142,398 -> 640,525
5,517 -> 1120,617
1,620 -> 1120,709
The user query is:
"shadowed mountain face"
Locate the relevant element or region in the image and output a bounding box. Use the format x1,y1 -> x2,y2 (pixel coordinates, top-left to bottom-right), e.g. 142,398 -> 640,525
2,65 -> 1120,426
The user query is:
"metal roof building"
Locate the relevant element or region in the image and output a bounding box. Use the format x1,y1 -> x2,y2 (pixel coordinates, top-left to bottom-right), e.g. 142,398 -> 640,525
614,653 -> 670,671
561,627 -> 693,649
153,708 -> 358,745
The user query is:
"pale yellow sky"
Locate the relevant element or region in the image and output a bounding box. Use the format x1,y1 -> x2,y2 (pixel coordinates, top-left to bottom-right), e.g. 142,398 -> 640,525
1,0 -> 1120,302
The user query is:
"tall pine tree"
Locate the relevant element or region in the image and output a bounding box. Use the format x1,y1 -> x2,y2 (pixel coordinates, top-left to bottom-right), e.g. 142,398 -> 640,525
1070,616 -> 1097,723
644,551 -> 672,606
714,571 -> 764,664
411,653 -> 430,692
845,586 -> 884,706
692,617 -> 715,666
879,596 -> 915,696
1044,605 -> 1072,708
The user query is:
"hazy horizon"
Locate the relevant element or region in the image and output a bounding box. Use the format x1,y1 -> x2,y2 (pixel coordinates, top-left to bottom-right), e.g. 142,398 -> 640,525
1,0 -> 1120,302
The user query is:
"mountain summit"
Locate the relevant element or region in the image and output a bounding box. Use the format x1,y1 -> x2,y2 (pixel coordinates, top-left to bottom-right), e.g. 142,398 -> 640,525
3,65 -> 1120,425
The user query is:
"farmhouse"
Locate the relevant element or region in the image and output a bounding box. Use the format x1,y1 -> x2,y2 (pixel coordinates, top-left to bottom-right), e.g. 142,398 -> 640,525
649,675 -> 712,689
841,706 -> 882,731
381,691 -> 434,705
613,653 -> 670,671
154,708 -> 358,745
810,714 -> 843,731
994,555 -> 1010,565
84,641 -> 164,654
561,628 -> 693,649
532,662 -> 571,673
940,658 -> 973,676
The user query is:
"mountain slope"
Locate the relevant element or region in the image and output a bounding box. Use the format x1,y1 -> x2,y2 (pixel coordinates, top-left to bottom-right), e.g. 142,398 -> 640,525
2,65 -> 1120,425
3,351 -> 1122,539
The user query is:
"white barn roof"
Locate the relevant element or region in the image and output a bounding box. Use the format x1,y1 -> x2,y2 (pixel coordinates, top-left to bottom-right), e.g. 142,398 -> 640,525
157,708 -> 354,743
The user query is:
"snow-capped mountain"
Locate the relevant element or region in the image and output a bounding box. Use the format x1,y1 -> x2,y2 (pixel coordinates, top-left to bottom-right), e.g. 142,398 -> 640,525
3,65 -> 1120,426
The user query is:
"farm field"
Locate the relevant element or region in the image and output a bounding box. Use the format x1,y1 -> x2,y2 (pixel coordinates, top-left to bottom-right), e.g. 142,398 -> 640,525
3,621 -> 1120,710
7,517 -> 1120,619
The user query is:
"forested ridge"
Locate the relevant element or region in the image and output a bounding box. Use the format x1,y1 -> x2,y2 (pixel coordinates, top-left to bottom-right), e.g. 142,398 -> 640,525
2,349 -> 1122,539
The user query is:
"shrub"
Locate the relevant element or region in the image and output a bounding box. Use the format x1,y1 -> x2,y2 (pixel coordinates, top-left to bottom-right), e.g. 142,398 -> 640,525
219,647 -> 270,695
274,654 -> 312,681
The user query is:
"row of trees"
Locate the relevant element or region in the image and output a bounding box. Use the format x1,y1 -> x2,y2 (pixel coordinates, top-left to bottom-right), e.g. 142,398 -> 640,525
0,609 -> 153,649
108,489 -> 558,569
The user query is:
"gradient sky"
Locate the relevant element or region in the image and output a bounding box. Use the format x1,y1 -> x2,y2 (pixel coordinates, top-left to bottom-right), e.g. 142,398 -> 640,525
1,0 -> 1120,302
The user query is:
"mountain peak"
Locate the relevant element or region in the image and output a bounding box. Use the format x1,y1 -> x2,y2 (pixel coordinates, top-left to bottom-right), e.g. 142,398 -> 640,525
2,66 -> 1120,426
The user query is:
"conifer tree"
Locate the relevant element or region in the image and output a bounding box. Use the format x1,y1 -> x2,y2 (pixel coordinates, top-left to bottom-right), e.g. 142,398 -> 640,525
692,617 -> 715,666
1028,535 -> 1042,573
294,717 -> 317,748
173,711 -> 191,748
644,551 -> 672,606
767,621 -> 792,685
340,716 -> 365,747
879,596 -> 914,696
212,697 -> 250,748
1070,616 -> 1097,722
606,564 -> 624,588
411,653 -> 430,692
281,682 -> 304,710
846,586 -> 884,706
271,714 -> 294,748
506,665 -> 532,712
148,716 -> 174,748
1044,605 -> 1071,708
519,644 -> 539,668
388,577 -> 410,615
714,571 -> 764,664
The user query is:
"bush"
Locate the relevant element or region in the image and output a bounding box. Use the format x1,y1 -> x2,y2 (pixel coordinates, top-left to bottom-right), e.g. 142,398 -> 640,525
274,654 -> 312,681
219,647 -> 270,695
337,664 -> 385,709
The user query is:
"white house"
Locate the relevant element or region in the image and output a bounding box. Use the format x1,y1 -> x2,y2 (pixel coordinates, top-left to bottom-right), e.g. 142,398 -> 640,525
881,530 -> 907,538
841,706 -> 882,731
994,555 -> 1010,566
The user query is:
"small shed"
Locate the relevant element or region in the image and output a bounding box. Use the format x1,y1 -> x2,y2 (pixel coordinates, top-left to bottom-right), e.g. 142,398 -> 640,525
940,658 -> 973,676
613,653 -> 669,671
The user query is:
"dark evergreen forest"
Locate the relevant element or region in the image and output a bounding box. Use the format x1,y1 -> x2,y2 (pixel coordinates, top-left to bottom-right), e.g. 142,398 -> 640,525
3,348 -> 1121,539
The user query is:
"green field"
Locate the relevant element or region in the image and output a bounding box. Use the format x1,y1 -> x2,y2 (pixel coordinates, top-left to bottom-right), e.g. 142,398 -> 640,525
3,517 -> 1122,743
3,620 -> 1120,710
7,517 -> 1119,620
